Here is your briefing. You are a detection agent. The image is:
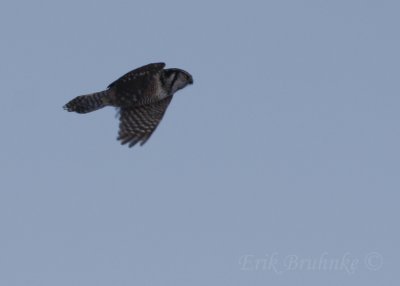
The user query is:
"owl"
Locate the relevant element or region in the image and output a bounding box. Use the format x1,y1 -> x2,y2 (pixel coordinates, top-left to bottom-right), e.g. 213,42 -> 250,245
64,63 -> 193,147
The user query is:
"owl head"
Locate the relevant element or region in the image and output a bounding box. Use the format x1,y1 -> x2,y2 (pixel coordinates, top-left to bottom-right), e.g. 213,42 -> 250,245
162,68 -> 193,95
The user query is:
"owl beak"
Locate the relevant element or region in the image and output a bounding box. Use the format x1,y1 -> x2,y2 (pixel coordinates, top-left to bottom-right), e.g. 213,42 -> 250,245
188,75 -> 194,84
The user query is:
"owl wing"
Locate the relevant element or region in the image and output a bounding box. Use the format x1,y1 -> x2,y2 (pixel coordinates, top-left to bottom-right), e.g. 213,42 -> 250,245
107,62 -> 165,89
117,96 -> 173,147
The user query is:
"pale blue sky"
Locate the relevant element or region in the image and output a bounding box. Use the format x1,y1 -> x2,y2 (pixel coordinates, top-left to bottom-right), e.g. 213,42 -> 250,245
0,0 -> 399,285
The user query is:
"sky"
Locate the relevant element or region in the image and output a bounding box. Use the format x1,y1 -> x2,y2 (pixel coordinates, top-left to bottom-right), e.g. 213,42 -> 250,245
0,0 -> 399,285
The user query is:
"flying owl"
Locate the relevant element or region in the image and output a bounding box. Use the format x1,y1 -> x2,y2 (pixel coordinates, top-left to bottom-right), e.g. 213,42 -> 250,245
63,63 -> 193,147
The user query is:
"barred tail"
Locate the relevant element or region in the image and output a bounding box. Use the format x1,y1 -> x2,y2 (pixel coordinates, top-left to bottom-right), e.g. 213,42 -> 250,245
63,90 -> 109,114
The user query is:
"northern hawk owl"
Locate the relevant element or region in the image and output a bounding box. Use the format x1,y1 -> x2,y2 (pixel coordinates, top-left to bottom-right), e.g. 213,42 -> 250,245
64,63 -> 193,147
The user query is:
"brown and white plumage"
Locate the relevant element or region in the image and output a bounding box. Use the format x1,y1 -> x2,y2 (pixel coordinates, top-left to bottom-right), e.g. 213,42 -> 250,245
63,63 -> 193,147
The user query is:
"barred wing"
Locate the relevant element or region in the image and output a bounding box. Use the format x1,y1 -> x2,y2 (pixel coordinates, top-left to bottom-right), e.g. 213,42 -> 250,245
117,96 -> 173,147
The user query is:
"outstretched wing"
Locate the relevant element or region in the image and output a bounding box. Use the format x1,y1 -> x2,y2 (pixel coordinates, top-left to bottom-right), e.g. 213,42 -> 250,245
117,96 -> 173,147
107,62 -> 165,89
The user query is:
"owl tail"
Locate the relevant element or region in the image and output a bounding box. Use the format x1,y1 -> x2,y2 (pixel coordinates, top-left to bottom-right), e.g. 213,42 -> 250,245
63,90 -> 110,114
